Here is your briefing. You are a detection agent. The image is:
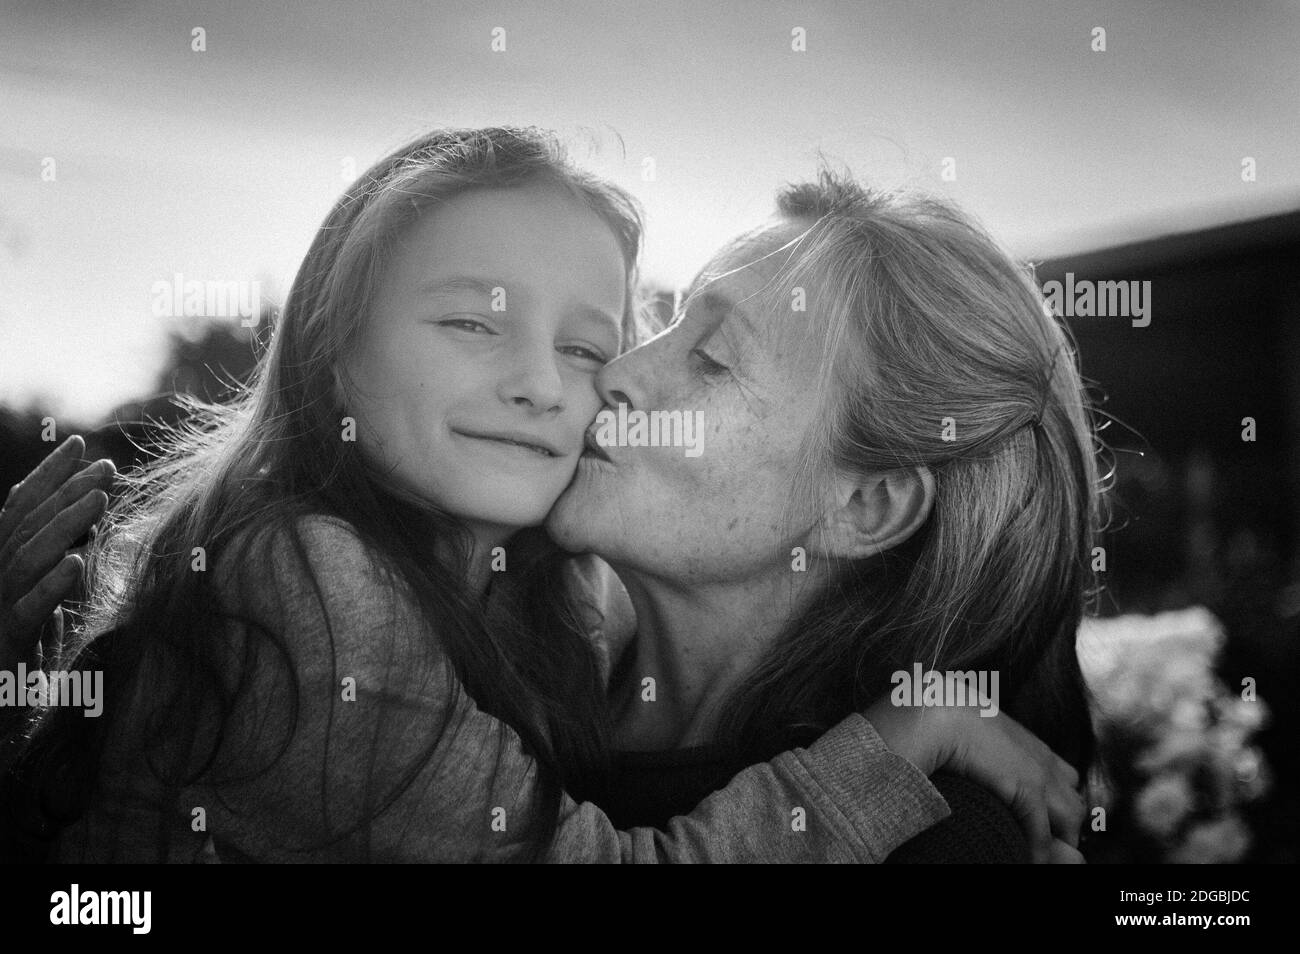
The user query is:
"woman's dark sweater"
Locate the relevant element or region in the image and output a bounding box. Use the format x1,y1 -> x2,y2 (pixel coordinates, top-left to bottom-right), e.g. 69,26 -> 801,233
599,745 -> 1031,863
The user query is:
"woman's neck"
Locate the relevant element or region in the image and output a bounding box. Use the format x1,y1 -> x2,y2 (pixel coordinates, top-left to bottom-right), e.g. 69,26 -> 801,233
608,562 -> 826,751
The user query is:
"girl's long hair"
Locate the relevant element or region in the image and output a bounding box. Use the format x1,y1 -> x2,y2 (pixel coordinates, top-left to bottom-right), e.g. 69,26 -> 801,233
716,170 -> 1106,776
3,126 -> 644,861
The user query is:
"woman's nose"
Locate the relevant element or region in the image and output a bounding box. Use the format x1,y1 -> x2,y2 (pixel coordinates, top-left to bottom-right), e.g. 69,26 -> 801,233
594,348 -> 645,412
498,339 -> 565,412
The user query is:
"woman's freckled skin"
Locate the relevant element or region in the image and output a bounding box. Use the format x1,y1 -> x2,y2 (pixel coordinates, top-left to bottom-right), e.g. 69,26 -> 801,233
541,220 -> 855,748
547,219 -> 829,583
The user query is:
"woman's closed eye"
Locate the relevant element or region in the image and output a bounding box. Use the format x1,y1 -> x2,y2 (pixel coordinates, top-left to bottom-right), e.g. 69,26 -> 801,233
691,347 -> 731,379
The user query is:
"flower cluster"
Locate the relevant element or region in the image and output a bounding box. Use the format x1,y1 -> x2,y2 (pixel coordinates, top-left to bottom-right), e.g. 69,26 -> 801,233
1077,607 -> 1270,863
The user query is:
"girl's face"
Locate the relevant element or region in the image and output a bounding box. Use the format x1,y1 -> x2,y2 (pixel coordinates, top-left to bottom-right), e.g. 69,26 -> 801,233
339,183 -> 627,537
547,222 -> 835,580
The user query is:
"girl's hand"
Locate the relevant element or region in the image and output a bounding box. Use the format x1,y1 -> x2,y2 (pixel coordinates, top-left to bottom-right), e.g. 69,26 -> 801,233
866,698 -> 1086,863
0,435 -> 115,672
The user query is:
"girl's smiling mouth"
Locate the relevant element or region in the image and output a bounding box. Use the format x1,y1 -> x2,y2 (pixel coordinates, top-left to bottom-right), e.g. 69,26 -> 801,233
451,427 -> 564,458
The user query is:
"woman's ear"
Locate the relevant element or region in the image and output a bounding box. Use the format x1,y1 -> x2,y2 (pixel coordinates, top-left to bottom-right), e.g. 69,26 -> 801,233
810,465 -> 935,560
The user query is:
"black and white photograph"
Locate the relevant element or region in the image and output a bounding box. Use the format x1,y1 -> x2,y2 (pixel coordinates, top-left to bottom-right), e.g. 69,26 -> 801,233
0,0 -> 1295,923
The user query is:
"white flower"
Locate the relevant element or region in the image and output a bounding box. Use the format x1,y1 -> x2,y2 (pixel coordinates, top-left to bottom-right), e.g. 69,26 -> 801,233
1235,749 -> 1271,802
1168,815 -> 1252,864
1078,607 -> 1224,681
1080,604 -> 1272,862
1216,696 -> 1268,732
1136,728 -> 1206,773
1169,697 -> 1207,731
1078,607 -> 1224,717
1133,774 -> 1195,839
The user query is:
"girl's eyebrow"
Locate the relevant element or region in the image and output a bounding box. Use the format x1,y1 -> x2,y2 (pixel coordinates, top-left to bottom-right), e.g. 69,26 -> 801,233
571,304 -> 623,341
417,276 -> 499,297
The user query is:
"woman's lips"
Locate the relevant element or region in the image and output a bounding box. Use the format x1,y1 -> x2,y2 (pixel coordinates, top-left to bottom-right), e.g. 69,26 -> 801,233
582,427 -> 613,462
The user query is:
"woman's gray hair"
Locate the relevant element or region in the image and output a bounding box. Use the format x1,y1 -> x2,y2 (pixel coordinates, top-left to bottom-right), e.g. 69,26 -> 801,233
717,169 -> 1107,773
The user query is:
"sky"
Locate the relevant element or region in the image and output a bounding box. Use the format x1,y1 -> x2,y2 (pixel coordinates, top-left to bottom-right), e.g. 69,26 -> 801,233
2,0 -> 1299,421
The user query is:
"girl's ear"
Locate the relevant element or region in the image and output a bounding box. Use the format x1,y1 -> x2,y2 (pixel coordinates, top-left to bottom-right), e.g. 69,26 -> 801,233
808,465 -> 935,560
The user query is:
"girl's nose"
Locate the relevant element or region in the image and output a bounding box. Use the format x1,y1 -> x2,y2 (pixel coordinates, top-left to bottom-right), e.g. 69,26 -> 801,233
498,337 -> 565,412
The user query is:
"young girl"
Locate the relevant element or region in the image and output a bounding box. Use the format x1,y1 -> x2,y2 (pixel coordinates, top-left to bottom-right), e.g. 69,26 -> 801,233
2,127 -> 1078,862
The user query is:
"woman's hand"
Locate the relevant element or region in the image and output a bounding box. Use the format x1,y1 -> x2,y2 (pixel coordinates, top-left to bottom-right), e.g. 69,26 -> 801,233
0,435 -> 115,672
866,698 -> 1086,863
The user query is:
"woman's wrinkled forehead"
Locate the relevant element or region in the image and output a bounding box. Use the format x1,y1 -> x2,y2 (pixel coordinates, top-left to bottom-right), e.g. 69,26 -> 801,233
694,221 -> 805,286
689,219 -> 827,362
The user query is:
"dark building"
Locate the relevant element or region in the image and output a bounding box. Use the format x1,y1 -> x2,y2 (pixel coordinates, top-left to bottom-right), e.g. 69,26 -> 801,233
1035,211 -> 1300,863
1035,209 -> 1300,615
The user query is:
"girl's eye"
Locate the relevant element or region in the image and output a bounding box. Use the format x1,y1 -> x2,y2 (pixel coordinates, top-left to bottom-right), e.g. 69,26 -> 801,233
437,316 -> 496,334
559,345 -> 608,364
691,348 -> 730,378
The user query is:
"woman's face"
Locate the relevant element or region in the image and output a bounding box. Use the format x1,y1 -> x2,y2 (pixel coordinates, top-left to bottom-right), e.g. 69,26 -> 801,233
339,183 -> 627,535
547,221 -> 834,581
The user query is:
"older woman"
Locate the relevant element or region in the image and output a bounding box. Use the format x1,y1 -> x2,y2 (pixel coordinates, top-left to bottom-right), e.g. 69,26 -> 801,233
547,172 -> 1098,859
